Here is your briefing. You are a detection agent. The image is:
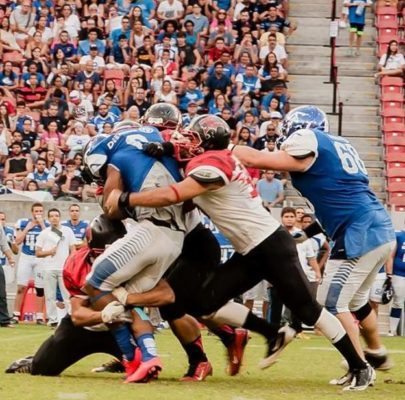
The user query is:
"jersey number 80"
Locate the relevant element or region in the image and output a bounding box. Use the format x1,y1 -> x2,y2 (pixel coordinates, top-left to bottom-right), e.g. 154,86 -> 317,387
333,142 -> 368,175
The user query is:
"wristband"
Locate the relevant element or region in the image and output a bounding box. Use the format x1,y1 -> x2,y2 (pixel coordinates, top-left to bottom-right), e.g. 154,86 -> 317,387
118,192 -> 130,209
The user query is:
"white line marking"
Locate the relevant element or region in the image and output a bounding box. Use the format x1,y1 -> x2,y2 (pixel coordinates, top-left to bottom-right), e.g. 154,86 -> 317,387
1,332 -> 48,342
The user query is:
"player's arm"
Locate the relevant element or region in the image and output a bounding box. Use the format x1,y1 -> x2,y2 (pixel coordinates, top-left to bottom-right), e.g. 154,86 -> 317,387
317,240 -> 330,272
104,177 -> 213,219
113,279 -> 175,307
385,243 -> 396,277
70,296 -> 104,327
102,165 -> 125,208
232,145 -> 313,172
14,221 -> 35,245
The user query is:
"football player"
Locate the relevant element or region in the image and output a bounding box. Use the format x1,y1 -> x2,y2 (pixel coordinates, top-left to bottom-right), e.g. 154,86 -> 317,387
104,114 -> 376,391
229,106 -> 396,383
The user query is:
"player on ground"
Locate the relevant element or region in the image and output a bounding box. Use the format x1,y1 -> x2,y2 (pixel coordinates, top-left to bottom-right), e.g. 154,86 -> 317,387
105,114 -> 376,391
230,106 -> 396,383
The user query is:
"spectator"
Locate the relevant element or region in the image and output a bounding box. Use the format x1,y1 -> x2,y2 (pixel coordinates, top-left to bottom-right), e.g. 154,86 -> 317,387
97,79 -> 123,108
74,60 -> 102,91
234,64 -> 261,102
375,40 -> 405,79
41,101 -> 67,132
236,111 -> 259,137
35,208 -> 76,326
344,0 -> 372,56
185,4 -> 209,36
233,30 -> 259,65
182,102 -> 200,126
10,0 -> 36,41
43,149 -> 63,178
0,62 -> 19,90
67,90 -> 94,124
4,142 -> 33,189
24,157 -> 55,191
126,87 -> 150,117
109,16 -> 131,48
18,73 -> 47,109
261,81 -> 290,118
208,92 -> 230,115
153,79 -> 178,105
40,121 -> 66,160
62,203 -> 89,248
206,61 -> 232,100
257,170 -> 285,208
154,48 -> 179,79
19,118 -> 41,161
65,122 -> 91,159
208,37 -> 229,65
157,0 -> 184,21
235,126 -> 256,147
179,79 -> 204,111
60,5 -> 81,41
55,159 -> 83,200
234,94 -> 259,122
0,17 -> 23,53
259,33 -> 287,66
10,131 -> 32,156
25,179 -> 41,192
106,35 -> 132,74
79,46 -> 106,74
177,32 -> 202,79
52,30 -> 77,63
25,32 -> 50,60
78,28 -> 106,57
254,122 -> 278,150
135,35 -> 155,69
87,103 -> 119,136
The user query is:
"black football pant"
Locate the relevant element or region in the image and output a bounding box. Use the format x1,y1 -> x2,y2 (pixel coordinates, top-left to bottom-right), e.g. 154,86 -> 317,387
162,225 -> 322,328
32,315 -> 121,376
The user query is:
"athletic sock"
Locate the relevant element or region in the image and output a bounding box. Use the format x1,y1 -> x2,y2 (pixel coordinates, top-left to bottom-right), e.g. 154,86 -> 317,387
243,311 -> 279,341
136,333 -> 157,362
36,312 -> 44,320
183,335 -> 208,365
209,325 -> 235,347
111,324 -> 137,361
315,309 -> 366,370
389,308 -> 401,334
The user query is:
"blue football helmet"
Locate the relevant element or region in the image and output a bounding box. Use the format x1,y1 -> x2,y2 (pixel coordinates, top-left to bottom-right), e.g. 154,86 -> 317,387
83,134 -> 110,183
280,105 -> 329,138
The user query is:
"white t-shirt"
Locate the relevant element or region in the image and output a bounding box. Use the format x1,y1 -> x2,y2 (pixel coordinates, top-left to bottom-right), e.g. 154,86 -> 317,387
157,0 -> 184,19
379,53 -> 405,70
36,225 -> 76,270
292,227 -> 317,282
66,134 -> 91,153
79,55 -> 106,70
259,44 -> 288,62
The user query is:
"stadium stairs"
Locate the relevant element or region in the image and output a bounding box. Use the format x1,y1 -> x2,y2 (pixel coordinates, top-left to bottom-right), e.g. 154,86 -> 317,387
284,0 -> 386,206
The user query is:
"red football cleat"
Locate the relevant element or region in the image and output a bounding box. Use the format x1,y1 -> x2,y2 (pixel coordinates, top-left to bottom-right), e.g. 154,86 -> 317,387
180,361 -> 213,382
122,348 -> 142,378
226,328 -> 249,376
125,357 -> 162,383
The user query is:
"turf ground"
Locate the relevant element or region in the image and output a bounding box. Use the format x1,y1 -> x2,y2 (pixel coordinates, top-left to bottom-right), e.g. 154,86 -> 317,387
1,325 -> 405,400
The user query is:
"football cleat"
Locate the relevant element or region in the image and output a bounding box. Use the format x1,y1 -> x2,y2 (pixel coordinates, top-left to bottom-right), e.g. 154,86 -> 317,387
258,325 -> 296,369
122,348 -> 142,378
364,348 -> 393,371
329,371 -> 353,386
180,361 -> 213,382
5,356 -> 33,374
226,328 -> 249,376
343,364 -> 376,391
125,357 -> 162,383
92,358 -> 125,373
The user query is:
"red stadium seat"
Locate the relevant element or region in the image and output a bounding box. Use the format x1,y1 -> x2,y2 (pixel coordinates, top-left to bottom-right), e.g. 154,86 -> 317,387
387,176 -> 405,184
376,6 -> 398,15
381,101 -> 404,113
386,152 -> 405,162
380,76 -> 404,87
387,161 -> 405,168
104,69 -> 125,89
377,28 -> 399,38
386,167 -> 405,177
381,93 -> 404,103
387,181 -> 405,192
376,18 -> 399,29
383,122 -> 405,133
384,136 -> 405,146
389,193 -> 405,207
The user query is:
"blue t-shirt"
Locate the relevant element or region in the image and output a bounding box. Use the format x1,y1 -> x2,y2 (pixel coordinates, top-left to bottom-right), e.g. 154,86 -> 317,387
348,0 -> 369,25
394,230 -> 405,277
62,220 -> 88,244
288,130 -> 395,258
256,178 -> 283,202
16,219 -> 49,256
89,113 -> 119,134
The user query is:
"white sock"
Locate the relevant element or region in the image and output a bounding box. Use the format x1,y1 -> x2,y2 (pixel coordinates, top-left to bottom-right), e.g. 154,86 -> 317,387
389,317 -> 400,335
36,312 -> 44,320
315,309 -> 345,344
364,346 -> 387,356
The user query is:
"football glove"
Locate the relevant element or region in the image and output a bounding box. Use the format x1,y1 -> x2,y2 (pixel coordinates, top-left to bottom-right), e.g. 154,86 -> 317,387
101,301 -> 126,323
143,142 -> 175,158
381,275 -> 394,305
113,286 -> 129,306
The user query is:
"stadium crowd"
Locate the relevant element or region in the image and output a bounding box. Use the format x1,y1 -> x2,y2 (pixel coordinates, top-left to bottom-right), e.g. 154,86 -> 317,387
0,0 -> 295,201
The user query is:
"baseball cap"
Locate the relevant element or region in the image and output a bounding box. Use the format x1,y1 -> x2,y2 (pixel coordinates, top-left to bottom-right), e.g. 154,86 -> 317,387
89,44 -> 98,51
270,111 -> 283,119
69,90 -> 80,99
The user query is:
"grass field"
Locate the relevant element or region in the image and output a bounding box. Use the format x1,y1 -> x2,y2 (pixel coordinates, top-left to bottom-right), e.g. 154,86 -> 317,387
1,325 -> 405,400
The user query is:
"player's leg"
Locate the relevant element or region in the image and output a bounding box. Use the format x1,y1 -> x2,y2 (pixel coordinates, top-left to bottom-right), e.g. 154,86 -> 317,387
31,315 -> 122,376
13,253 -> 32,321
389,274 -> 405,335
258,227 -> 372,389
33,261 -> 45,324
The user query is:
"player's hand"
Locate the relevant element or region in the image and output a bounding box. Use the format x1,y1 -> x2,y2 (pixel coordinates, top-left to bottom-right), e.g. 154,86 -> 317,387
113,287 -> 129,305
143,142 -> 174,158
101,301 -> 126,323
104,189 -> 125,220
8,259 -> 15,267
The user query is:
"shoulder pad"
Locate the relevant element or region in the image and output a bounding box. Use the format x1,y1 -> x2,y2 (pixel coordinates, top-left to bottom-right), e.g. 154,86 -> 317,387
186,151 -> 234,184
281,128 -> 318,158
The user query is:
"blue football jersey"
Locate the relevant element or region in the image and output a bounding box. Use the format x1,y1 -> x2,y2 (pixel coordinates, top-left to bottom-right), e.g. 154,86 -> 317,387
105,126 -> 182,192
201,215 -> 234,263
62,220 -> 88,243
16,219 -> 49,256
0,225 -> 15,265
394,230 -> 405,277
286,130 -> 395,258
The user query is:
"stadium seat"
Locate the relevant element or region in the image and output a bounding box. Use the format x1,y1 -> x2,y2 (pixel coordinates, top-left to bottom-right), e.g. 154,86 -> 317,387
386,167 -> 405,178
382,115 -> 405,126
381,101 -> 404,114
381,92 -> 404,103
389,193 -> 405,207
380,76 -> 404,87
380,77 -> 404,96
386,151 -> 405,162
104,69 -> 125,89
387,161 -> 405,168
2,51 -> 25,65
377,27 -> 399,38
384,136 -> 405,146
376,6 -> 398,16
387,181 -> 405,192
375,18 -> 399,29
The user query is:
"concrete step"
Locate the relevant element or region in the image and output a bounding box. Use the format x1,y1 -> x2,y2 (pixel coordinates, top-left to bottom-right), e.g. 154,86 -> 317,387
287,44 -> 377,58
290,90 -> 380,106
288,63 -> 376,77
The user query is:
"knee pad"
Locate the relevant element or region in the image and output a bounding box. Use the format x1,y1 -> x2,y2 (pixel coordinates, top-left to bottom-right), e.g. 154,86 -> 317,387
35,288 -> 44,297
353,302 -> 372,322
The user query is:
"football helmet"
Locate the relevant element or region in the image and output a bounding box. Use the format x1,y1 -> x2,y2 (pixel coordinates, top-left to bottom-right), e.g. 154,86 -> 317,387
83,134 -> 109,183
112,119 -> 142,135
87,214 -> 126,252
280,105 -> 329,138
186,114 -> 231,151
143,103 -> 182,130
